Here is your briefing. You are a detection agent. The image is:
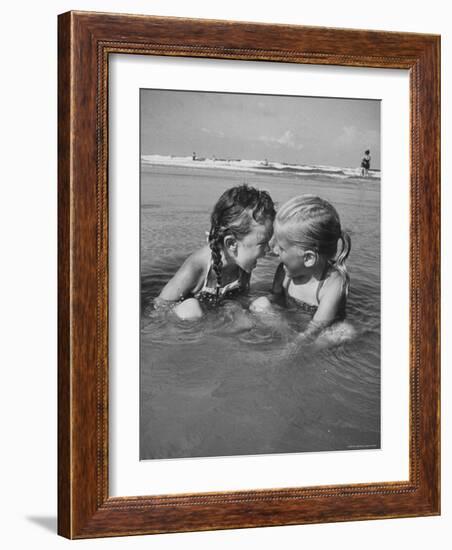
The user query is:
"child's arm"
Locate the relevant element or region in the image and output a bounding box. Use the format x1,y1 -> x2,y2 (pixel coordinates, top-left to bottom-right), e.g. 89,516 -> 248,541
249,263 -> 285,312
301,273 -> 345,340
271,263 -> 285,294
312,273 -> 345,324
269,262 -> 287,306
156,251 -> 205,304
241,270 -> 251,293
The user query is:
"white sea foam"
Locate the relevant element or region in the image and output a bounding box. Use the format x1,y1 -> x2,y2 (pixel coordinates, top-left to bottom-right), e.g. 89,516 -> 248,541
141,154 -> 380,180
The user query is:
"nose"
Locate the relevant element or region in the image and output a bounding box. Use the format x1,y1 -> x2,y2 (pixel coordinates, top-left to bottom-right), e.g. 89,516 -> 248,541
267,243 -> 279,258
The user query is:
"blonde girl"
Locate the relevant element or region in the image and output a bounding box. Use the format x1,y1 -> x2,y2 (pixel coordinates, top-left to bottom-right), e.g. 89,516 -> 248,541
251,195 -> 351,340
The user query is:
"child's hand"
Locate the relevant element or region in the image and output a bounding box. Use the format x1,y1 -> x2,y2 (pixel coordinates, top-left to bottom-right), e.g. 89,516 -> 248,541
249,296 -> 273,314
284,327 -> 320,360
285,333 -> 311,358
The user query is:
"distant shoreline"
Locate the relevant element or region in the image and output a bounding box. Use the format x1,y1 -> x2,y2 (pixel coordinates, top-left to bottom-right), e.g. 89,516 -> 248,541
141,155 -> 380,181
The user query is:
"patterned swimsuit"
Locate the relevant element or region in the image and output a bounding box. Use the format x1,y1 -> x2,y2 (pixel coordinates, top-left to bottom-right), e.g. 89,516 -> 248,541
281,263 -> 346,320
193,260 -> 247,309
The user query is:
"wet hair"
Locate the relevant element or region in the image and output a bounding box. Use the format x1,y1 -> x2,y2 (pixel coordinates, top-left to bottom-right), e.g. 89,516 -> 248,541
208,184 -> 276,296
275,195 -> 351,296
365,149 -> 370,155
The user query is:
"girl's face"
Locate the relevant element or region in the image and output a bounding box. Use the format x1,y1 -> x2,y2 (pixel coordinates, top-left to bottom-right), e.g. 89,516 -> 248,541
273,229 -> 312,278
227,219 -> 273,273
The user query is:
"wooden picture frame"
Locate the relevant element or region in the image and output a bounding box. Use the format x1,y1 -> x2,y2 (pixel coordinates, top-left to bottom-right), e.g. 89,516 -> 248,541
58,11 -> 440,538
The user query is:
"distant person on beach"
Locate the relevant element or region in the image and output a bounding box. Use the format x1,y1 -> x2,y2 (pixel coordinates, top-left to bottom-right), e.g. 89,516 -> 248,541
360,149 -> 371,177
155,184 -> 275,320
250,195 -> 352,343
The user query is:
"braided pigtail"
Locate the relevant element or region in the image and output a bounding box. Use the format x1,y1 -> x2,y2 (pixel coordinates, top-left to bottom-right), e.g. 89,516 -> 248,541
207,184 -> 276,301
208,224 -> 223,298
335,230 -> 351,297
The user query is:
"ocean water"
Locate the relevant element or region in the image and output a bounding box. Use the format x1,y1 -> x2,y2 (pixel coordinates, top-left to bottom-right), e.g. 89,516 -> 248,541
140,164 -> 380,460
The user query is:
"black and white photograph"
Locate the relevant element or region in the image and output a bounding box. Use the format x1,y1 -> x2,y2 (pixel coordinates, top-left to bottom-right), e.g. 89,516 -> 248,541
2,0 -> 446,545
140,89 -> 381,461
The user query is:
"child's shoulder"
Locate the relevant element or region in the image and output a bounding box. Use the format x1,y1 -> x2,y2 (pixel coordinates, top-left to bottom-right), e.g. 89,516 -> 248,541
319,267 -> 345,298
191,245 -> 211,264
158,246 -> 210,301
180,246 -> 210,275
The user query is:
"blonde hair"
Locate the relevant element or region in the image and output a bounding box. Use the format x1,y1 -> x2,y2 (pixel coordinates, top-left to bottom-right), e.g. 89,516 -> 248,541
275,195 -> 351,295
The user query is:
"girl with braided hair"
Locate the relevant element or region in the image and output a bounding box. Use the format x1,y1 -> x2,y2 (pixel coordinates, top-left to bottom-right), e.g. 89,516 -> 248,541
250,194 -> 351,342
156,184 -> 275,320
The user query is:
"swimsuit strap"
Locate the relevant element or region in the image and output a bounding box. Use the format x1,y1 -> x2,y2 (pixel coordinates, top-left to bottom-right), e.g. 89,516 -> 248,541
200,258 -> 214,292
220,278 -> 241,294
199,257 -> 241,296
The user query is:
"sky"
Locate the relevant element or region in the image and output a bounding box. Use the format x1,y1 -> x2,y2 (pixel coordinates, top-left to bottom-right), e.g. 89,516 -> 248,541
141,89 -> 380,169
